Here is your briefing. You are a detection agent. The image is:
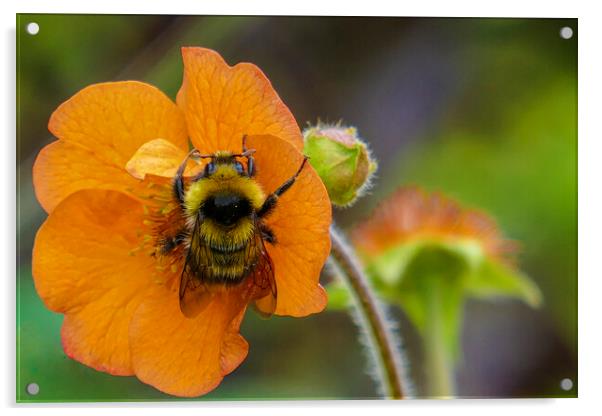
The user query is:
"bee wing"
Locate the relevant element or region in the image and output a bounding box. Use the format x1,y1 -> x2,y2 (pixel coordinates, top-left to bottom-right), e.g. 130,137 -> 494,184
179,218 -> 214,318
249,231 -> 277,318
179,263 -> 214,319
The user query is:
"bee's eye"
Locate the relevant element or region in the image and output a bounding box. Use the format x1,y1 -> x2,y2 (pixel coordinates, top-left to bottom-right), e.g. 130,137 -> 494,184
234,161 -> 244,174
205,162 -> 216,176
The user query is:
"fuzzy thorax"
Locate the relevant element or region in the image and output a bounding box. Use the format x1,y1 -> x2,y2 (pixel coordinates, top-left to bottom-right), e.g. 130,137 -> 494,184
184,164 -> 265,216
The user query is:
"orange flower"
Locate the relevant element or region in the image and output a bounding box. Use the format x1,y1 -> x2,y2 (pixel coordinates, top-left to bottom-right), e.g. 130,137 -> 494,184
352,186 -> 516,263
31,47 -> 331,397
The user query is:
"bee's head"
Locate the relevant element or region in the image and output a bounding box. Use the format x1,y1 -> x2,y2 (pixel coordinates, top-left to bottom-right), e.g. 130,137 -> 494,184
195,149 -> 255,181
183,147 -> 265,219
202,152 -> 245,179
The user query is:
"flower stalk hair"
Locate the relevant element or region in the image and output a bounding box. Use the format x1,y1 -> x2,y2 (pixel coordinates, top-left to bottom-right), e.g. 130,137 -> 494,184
304,125 -> 413,398
328,226 -> 413,399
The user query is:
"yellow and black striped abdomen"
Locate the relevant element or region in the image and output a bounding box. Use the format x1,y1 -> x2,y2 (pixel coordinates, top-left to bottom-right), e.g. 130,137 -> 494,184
202,240 -> 261,284
186,200 -> 262,284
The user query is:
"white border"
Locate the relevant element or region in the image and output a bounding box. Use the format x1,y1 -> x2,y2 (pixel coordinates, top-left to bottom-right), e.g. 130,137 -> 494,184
4,0 -> 600,415
6,0 -> 583,17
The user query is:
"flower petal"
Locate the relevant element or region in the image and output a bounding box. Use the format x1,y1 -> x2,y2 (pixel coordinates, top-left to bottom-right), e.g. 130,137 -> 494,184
352,186 -> 517,261
219,308 -> 249,375
35,81 -> 188,213
126,138 -> 203,180
33,141 -> 146,213
61,302 -> 141,376
49,81 -> 188,165
32,190 -> 155,375
176,47 -> 303,154
247,134 -> 331,317
129,285 -> 249,397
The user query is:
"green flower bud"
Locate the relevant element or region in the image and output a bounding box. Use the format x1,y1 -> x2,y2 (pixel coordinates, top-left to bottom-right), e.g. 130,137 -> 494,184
303,124 -> 377,207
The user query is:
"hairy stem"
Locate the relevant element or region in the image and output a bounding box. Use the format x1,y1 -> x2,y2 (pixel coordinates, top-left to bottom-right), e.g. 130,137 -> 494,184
328,226 -> 412,399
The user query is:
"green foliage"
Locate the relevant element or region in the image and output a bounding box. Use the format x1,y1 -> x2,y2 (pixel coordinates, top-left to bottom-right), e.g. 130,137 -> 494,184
466,258 -> 542,308
326,281 -> 352,310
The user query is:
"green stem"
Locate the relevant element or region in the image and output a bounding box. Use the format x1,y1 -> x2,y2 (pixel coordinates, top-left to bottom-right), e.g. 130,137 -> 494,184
328,226 -> 412,399
423,280 -> 456,398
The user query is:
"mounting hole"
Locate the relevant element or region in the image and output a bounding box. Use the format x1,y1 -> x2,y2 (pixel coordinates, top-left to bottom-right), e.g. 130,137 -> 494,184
560,378 -> 573,391
26,22 -> 40,35
559,26 -> 573,40
26,382 -> 40,395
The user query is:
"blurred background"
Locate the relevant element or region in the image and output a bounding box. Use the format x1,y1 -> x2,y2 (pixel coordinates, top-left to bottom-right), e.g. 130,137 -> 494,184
16,15 -> 577,401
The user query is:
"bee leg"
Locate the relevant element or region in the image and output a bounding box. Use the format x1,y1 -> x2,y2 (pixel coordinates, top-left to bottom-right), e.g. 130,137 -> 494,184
174,164 -> 186,207
247,154 -> 256,177
259,223 -> 277,244
160,230 -> 188,255
257,157 -> 308,218
242,135 -> 256,177
174,149 -> 201,208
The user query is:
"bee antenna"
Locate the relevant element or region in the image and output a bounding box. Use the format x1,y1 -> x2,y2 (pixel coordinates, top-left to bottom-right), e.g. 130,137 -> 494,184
242,134 -> 249,151
231,149 -> 256,158
184,149 -> 215,160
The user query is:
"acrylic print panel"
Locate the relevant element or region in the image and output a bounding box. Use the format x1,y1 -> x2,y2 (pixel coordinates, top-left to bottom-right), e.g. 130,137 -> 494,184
16,14 -> 577,402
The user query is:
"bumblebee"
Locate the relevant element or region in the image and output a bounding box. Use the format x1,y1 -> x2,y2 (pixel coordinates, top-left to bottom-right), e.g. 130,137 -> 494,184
161,136 -> 307,318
